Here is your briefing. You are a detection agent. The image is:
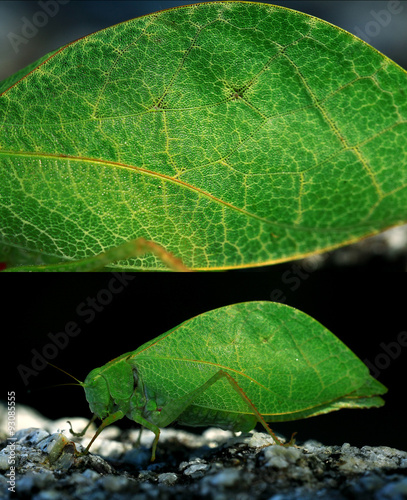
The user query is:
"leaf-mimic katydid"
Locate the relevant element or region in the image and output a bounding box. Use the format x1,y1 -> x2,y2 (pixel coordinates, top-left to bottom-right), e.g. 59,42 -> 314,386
67,301 -> 387,461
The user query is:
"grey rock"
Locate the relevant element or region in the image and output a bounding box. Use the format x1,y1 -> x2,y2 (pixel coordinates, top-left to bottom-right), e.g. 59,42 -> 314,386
98,475 -> 132,492
182,459 -> 209,478
263,444 -> 302,468
1,405 -> 407,499
157,472 -> 178,485
204,468 -> 241,487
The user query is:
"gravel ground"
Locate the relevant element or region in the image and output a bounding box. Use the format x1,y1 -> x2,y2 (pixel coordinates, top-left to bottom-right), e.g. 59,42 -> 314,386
1,405 -> 407,499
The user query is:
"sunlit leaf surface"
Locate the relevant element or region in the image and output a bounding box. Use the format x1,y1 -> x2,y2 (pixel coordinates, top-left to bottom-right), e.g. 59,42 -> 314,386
1,2 -> 406,270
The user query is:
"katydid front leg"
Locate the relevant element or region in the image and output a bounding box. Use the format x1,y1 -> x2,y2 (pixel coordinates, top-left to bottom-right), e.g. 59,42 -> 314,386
136,426 -> 144,446
68,414 -> 98,438
70,410 -> 126,455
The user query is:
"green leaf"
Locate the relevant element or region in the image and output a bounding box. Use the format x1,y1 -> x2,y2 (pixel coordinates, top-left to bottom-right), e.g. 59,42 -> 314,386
128,301 -> 387,424
1,2 -> 406,270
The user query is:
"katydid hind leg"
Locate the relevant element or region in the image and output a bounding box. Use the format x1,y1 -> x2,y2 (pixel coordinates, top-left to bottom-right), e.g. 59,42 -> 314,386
152,370 -> 284,444
128,413 -> 162,461
219,371 -> 285,446
221,374 -> 296,447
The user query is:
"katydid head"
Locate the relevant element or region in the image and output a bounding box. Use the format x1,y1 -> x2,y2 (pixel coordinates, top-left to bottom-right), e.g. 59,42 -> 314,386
82,355 -> 138,420
82,367 -> 116,419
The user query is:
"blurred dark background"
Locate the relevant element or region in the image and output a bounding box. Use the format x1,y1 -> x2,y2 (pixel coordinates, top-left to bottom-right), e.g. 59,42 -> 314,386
2,271 -> 407,451
1,1 -> 406,83
1,2 -> 406,451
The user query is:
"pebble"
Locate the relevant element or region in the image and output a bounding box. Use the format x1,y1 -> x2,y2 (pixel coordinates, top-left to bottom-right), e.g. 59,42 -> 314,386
158,472 -> 178,485
82,469 -> 100,480
183,462 -> 209,478
206,468 -> 241,487
98,475 -> 129,492
0,452 -> 10,472
14,428 -> 49,445
264,445 -> 302,468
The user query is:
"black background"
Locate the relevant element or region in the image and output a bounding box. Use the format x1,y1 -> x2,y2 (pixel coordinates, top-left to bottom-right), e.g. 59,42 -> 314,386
3,271 -> 406,451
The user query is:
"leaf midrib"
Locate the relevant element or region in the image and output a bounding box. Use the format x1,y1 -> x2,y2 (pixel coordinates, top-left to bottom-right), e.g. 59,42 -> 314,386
2,148 -> 400,234
1,149 -> 274,225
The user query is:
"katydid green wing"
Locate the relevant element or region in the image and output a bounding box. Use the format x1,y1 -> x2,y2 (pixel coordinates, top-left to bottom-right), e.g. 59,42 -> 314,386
1,2 -> 406,270
128,301 -> 386,425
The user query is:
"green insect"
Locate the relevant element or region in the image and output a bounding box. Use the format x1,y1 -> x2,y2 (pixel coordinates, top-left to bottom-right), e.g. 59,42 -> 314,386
67,301 -> 387,461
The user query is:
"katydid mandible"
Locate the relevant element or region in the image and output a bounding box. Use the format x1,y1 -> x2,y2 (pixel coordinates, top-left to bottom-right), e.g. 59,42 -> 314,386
68,301 -> 387,461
